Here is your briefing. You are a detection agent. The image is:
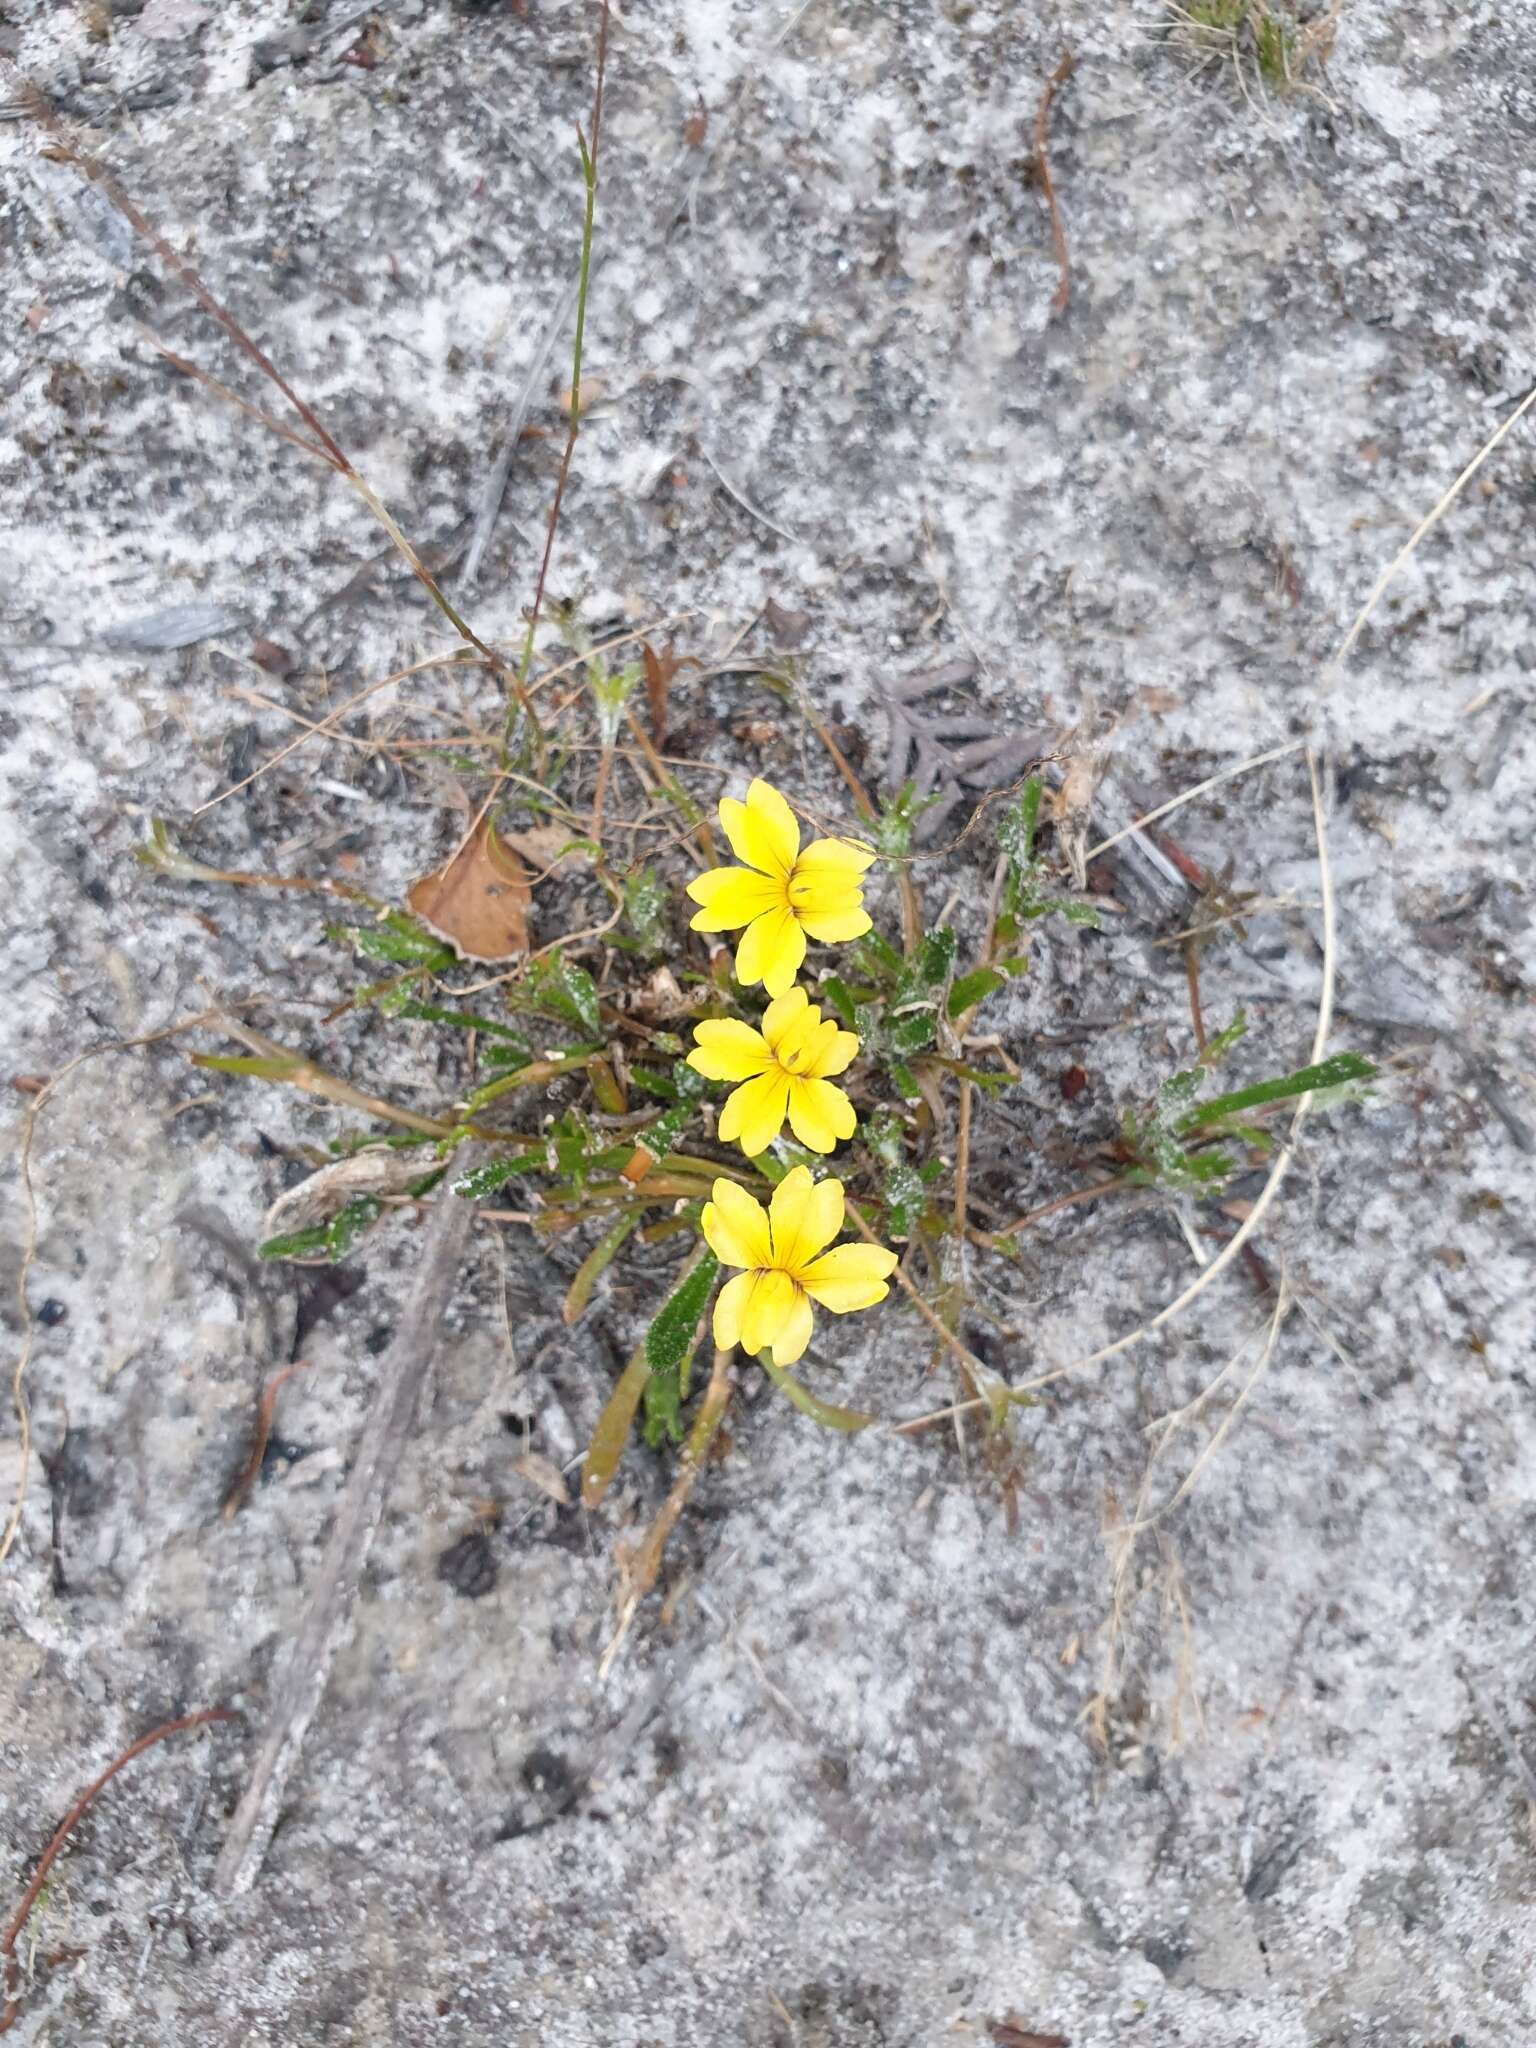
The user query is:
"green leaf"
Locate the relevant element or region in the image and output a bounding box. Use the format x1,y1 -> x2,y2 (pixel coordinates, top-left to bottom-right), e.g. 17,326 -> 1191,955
909,926 -> 958,992
889,1060 -> 921,1102
1040,900 -> 1102,930
757,1352 -> 875,1432
947,967 -> 1006,1018
581,1340 -> 650,1508
324,919 -> 453,968
627,1066 -> 679,1102
380,995 -> 530,1046
821,977 -> 858,1029
528,954 -> 602,1037
259,1194 -> 382,1263
642,1250 -> 721,1446
194,1053 -> 301,1080
1198,1010 -> 1249,1069
674,1058 -> 708,1102
631,1098 -> 693,1164
622,866 -> 669,958
891,1010 -> 937,1055
450,1153 -> 543,1200
1178,1051 -> 1376,1130
853,931 -> 904,985
564,1212 -> 641,1323
873,779 -> 942,860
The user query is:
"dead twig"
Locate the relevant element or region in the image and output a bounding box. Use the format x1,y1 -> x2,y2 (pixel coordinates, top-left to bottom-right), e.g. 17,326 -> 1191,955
1033,53 -> 1077,316
1,1709 -> 237,2034
212,1144 -> 489,1895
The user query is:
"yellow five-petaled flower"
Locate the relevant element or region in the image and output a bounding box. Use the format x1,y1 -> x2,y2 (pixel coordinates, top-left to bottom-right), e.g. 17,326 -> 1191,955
688,987 -> 859,1158
686,778 -> 874,998
702,1165 -> 898,1366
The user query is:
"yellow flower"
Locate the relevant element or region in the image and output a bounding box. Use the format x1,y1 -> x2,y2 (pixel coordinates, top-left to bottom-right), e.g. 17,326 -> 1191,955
686,778 -> 874,998
701,1164 -> 898,1366
688,988 -> 860,1158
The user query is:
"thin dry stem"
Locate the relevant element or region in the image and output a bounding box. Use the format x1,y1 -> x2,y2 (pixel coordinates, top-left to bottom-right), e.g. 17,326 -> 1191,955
897,745 -> 1335,1433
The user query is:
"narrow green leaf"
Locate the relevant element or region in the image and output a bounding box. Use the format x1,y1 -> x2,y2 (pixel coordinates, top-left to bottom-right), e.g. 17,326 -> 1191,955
757,1352 -> 875,1433
891,1010 -> 937,1055
324,920 -> 453,968
381,995 -> 530,1045
854,931 -> 905,984
259,1193 -> 382,1263
822,977 -> 858,1028
1198,1010 -> 1249,1069
1179,1051 -> 1375,1130
642,1248 -> 721,1446
627,1066 -> 679,1102
564,1211 -> 641,1323
581,1340 -> 651,1508
450,1153 -> 543,1200
947,967 -> 1006,1018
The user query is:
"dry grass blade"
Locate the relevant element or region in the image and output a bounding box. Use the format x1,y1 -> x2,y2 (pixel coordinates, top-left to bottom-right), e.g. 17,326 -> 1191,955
193,651 -> 473,817
1033,52 -> 1077,316
221,1360 -> 315,1521
1325,378 -> 1536,683
1084,740 -> 1303,862
0,1708 -> 237,2033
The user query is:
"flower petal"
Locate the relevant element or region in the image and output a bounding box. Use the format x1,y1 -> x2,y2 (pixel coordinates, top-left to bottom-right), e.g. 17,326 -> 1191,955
701,1177 -> 772,1270
688,1018 -> 772,1083
718,780 -> 799,878
769,1284 -> 814,1366
687,866 -> 785,933
798,1241 -> 899,1313
770,1166 -> 844,1271
795,836 -> 876,879
736,906 -> 806,996
797,903 -> 873,945
740,1267 -> 798,1358
786,1076 -> 857,1154
760,986 -> 810,1054
810,1026 -> 861,1079
750,781 -> 802,867
712,1270 -> 756,1352
718,1070 -> 791,1157
773,1003 -> 829,1074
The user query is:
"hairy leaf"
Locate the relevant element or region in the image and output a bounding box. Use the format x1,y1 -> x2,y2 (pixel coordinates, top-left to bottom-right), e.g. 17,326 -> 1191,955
643,1250 -> 720,1446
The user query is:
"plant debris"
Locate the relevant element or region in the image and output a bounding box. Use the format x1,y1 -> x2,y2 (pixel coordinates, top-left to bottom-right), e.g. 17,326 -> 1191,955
406,816 -> 533,962
881,657 -> 1044,841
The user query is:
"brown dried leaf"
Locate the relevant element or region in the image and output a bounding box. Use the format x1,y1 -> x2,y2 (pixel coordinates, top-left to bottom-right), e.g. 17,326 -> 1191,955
407,818 -> 532,963
503,822 -> 593,880
513,1452 -> 572,1507
641,637 -> 684,747
250,637 -> 295,677
763,595 -> 812,647
262,1150 -> 425,1240
987,2022 -> 1070,2048
622,964 -> 694,1020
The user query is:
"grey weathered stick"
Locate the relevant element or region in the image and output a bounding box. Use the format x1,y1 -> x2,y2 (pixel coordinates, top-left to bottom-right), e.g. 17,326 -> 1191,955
211,1149 -> 487,1896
